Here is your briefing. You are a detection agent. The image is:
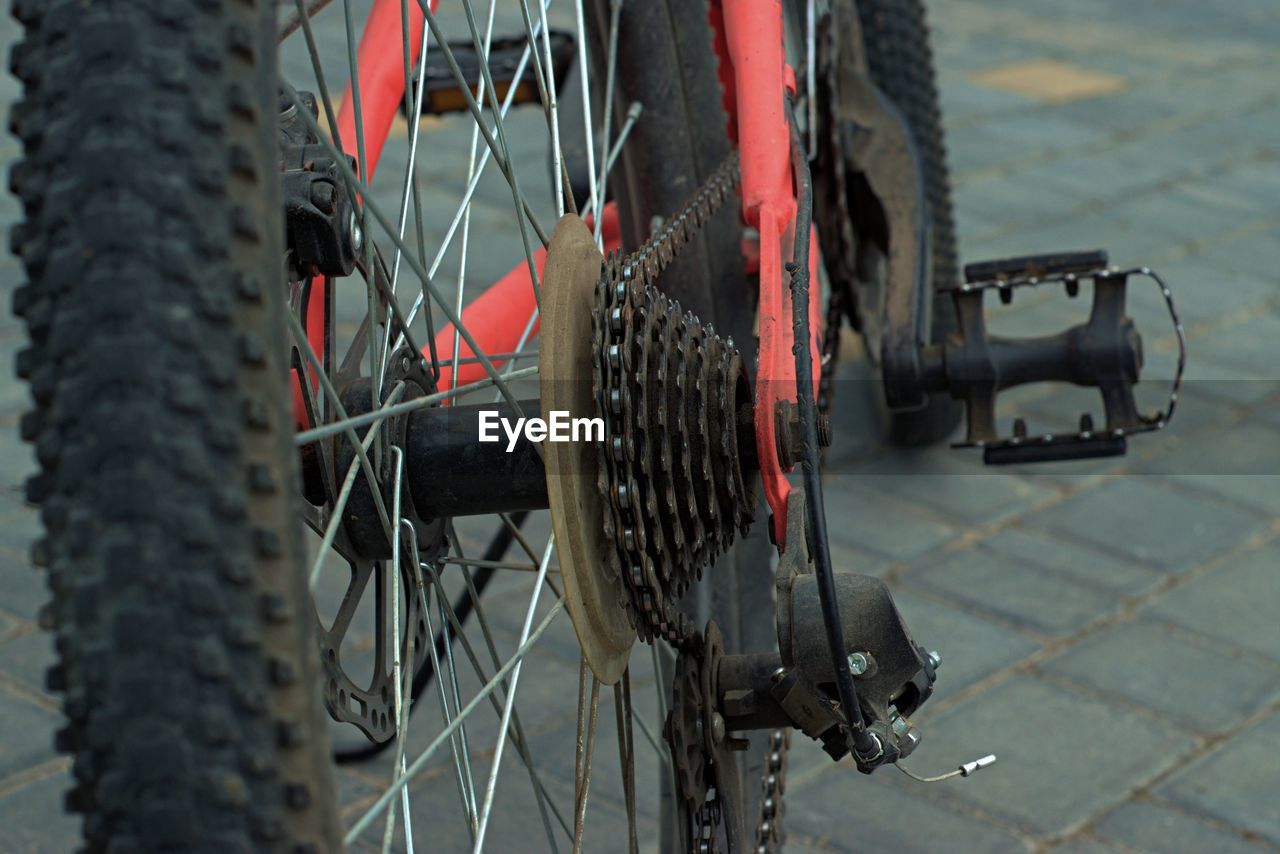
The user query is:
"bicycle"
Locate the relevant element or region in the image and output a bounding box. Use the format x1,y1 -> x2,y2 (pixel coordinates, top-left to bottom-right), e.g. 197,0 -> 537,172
9,0 -> 1183,850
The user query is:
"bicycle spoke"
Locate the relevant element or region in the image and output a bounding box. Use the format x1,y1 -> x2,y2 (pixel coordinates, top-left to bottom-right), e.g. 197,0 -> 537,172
571,658 -> 601,853
592,0 -> 623,241
629,700 -> 669,769
344,598 -> 565,845
453,0 -> 546,301
279,0 -> 336,43
417,561 -> 480,839
341,0 -> 381,405
285,310 -> 395,539
473,535 -> 556,852
283,3 -> 684,849
614,671 -> 640,854
572,0 -> 598,222
381,451 -> 410,854
513,0 -> 565,217
307,382 -> 407,590
399,8 -> 548,338
440,556 -> 547,573
427,577 -> 569,850
431,562 -> 481,835
293,0 -> 346,153
449,0 -> 498,389
416,1 -> 550,250
281,81 -> 530,417
444,529 -> 566,848
378,0 -> 434,382
293,365 -> 538,448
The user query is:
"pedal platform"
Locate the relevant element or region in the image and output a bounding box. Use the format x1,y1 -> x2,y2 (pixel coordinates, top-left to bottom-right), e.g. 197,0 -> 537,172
402,32 -> 576,118
937,249 -> 1185,465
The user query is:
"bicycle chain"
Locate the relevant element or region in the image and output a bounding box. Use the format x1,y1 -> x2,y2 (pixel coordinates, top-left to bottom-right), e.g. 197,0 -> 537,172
591,149 -> 751,649
591,150 -> 795,850
752,729 -> 791,853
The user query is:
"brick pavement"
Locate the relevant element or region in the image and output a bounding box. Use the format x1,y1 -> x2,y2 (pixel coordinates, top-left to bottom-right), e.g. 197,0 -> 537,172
1,1 -> 1277,852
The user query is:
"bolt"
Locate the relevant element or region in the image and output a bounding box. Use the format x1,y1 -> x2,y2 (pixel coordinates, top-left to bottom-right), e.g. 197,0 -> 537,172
927,650 -> 941,670
711,713 -> 726,744
401,354 -> 413,372
771,666 -> 787,684
847,652 -> 869,676
348,210 -> 363,254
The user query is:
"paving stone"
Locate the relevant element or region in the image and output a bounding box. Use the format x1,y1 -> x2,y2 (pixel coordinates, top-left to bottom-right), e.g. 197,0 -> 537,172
1046,836 -> 1125,854
0,551 -> 47,624
905,546 -> 1123,636
1043,620 -> 1280,732
0,441 -> 35,501
1111,186 -> 1258,247
1093,798 -> 1273,854
938,75 -> 1031,122
921,675 -> 1194,836
1192,313 -> 1280,379
979,528 -> 1164,597
1180,351 -> 1280,408
821,485 -> 957,562
401,748 -> 656,854
1143,421 -> 1280,476
524,697 -> 664,821
953,169 -> 1095,233
1037,478 -> 1268,572
1143,545 -> 1280,661
1170,475 -> 1280,515
1127,253 -> 1277,327
0,769 -> 80,853
890,589 -> 1041,708
856,473 -> 1055,527
0,687 -> 57,781
0,628 -> 54,704
1156,710 -> 1280,846
786,764 -> 1030,853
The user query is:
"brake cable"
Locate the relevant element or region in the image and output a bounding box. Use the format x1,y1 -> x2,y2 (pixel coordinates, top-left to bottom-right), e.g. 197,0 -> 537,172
785,94 -> 881,762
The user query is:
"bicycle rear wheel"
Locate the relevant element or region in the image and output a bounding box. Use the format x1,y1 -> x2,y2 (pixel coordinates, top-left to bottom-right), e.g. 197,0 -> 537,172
14,0 -> 776,850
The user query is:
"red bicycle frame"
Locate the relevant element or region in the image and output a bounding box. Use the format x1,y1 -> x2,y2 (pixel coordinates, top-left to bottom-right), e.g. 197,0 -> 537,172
312,0 -> 820,548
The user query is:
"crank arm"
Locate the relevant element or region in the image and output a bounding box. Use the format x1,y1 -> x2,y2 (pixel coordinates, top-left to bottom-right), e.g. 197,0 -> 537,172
826,51 -> 934,411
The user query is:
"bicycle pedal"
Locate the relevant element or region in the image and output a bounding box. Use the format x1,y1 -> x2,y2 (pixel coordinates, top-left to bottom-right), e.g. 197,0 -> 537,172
404,32 -> 576,118
935,249 -> 1186,465
978,414 -> 1127,465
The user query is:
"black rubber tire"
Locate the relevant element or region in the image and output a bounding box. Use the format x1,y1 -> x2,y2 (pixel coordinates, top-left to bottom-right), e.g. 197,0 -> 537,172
585,1 -> 773,848
856,0 -> 965,446
9,1 -> 342,850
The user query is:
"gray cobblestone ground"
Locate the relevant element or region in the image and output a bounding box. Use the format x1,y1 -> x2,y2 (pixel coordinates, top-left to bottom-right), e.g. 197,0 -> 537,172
1,1 -> 1277,851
